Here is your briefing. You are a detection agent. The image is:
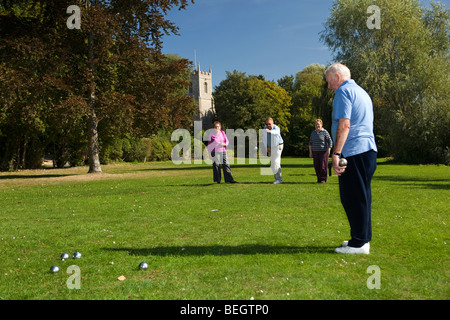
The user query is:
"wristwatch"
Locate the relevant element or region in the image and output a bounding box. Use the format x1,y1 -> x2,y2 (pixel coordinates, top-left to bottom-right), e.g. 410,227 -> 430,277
332,152 -> 341,156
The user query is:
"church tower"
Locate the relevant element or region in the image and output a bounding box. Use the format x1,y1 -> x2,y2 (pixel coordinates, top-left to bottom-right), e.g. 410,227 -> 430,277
189,63 -> 214,126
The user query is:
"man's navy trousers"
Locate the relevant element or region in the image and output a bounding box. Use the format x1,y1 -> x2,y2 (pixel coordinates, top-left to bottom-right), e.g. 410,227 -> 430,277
339,150 -> 377,248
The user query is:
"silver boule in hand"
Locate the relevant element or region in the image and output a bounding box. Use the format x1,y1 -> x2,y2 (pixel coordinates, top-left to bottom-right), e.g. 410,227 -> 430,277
339,158 -> 348,167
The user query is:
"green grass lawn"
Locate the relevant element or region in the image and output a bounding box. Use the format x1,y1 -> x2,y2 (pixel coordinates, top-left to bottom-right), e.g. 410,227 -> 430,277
0,158 -> 448,300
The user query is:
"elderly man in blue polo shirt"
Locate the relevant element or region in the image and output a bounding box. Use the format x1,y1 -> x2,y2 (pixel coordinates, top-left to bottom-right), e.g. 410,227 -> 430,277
326,63 -> 378,255
263,117 -> 284,184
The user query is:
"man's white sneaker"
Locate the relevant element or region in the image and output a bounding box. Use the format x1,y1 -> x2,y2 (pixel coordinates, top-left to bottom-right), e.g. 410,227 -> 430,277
335,242 -> 370,254
340,241 -> 370,248
273,180 -> 282,184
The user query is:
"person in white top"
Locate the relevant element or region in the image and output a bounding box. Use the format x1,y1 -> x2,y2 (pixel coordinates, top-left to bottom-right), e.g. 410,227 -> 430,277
263,118 -> 284,184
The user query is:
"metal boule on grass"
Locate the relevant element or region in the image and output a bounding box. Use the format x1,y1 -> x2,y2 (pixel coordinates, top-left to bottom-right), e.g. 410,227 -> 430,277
139,262 -> 149,270
73,252 -> 82,259
61,253 -> 69,260
50,265 -> 60,273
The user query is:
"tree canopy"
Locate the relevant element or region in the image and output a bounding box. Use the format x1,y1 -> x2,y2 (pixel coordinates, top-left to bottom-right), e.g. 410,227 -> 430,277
0,0 -> 196,171
1,0 -> 448,168
321,0 -> 449,164
285,64 -> 331,156
213,70 -> 291,134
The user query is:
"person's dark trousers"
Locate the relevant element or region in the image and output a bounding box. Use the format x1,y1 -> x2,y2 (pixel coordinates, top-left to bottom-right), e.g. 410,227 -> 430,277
339,150 -> 377,248
313,151 -> 329,183
212,152 -> 234,183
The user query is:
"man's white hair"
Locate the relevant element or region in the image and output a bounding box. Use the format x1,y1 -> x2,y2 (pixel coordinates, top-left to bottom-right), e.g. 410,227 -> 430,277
325,63 -> 351,80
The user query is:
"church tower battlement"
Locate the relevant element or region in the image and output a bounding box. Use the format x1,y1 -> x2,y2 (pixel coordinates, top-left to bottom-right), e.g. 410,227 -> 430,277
189,63 -> 214,126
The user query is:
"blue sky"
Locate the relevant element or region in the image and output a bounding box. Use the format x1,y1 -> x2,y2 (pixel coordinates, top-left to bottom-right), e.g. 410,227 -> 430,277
161,0 -> 441,88
161,0 -> 334,88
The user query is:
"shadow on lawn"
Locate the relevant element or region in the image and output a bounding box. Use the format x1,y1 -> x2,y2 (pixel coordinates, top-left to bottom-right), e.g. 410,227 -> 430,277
139,163 -> 314,172
0,174 -> 77,180
104,244 -> 335,256
159,181 -> 321,187
374,176 -> 450,190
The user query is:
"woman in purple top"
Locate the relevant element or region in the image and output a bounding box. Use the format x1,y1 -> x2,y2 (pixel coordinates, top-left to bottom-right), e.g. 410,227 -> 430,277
309,119 -> 333,183
208,121 -> 237,184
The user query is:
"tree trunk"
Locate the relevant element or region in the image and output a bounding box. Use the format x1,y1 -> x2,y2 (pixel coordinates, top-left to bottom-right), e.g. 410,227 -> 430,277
87,29 -> 102,174
88,104 -> 102,173
21,133 -> 27,169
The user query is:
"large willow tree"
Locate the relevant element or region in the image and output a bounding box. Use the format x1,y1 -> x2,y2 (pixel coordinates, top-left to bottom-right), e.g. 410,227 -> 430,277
321,0 -> 449,164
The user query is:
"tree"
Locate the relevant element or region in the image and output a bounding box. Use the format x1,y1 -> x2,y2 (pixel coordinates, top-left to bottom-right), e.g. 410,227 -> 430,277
320,0 -> 449,164
213,70 -> 291,134
0,0 -> 196,171
0,1 -> 73,170
77,0 -> 196,173
284,64 -> 329,156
